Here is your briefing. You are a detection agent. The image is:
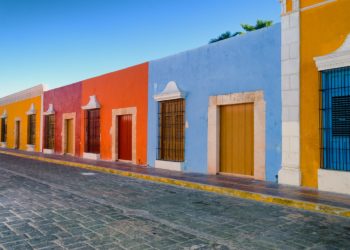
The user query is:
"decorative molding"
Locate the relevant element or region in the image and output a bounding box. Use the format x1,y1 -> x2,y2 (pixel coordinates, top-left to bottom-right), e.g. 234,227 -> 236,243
0,110 -> 7,119
154,81 -> 186,102
43,104 -> 55,115
0,84 -> 45,106
82,95 -> 100,110
207,90 -> 266,180
314,34 -> 350,71
26,104 -> 36,115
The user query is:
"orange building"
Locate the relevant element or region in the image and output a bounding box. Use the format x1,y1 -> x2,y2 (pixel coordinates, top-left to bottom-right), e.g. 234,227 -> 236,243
279,0 -> 350,194
80,63 -> 148,165
0,85 -> 44,152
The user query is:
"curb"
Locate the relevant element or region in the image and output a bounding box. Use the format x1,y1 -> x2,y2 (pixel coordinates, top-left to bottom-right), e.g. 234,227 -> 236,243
1,150 -> 350,218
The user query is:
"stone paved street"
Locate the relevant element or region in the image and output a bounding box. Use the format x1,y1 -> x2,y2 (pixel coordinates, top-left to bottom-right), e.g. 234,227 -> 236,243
0,154 -> 349,249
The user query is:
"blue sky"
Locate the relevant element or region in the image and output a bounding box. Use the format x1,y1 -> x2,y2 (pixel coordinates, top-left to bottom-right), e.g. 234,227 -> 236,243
0,0 -> 280,97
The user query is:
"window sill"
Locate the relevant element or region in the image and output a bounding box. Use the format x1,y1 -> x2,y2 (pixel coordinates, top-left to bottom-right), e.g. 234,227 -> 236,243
155,160 -> 184,171
26,144 -> 35,152
83,152 -> 100,160
318,168 -> 350,195
43,149 -> 54,154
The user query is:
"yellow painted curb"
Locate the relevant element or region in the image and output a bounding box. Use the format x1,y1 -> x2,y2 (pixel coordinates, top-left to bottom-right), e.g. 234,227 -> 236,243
1,150 -> 350,218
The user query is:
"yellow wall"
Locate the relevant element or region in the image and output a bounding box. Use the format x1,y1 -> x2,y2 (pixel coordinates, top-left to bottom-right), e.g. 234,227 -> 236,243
300,0 -> 350,187
0,96 -> 42,151
286,0 -> 293,12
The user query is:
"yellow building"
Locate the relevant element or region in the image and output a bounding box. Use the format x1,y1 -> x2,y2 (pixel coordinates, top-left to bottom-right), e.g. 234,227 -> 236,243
0,85 -> 44,152
279,0 -> 350,194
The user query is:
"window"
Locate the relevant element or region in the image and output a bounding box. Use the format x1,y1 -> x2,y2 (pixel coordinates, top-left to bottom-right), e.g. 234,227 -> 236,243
85,109 -> 100,154
320,66 -> 350,171
157,99 -> 185,162
44,115 -> 55,149
27,114 -> 36,145
1,118 -> 7,143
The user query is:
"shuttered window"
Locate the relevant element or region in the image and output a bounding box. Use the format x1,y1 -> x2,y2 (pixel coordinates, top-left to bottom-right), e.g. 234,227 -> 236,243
85,109 -> 100,154
320,66 -> 350,171
1,118 -> 7,143
157,99 -> 185,162
44,115 -> 55,149
27,114 -> 36,145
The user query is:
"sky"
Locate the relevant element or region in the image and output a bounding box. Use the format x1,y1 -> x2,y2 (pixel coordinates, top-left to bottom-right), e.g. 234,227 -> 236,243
0,0 -> 281,97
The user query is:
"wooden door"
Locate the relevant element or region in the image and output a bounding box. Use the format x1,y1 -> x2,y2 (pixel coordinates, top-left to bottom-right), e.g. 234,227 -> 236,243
220,103 -> 254,176
65,119 -> 74,154
15,121 -> 20,149
118,115 -> 132,161
85,109 -> 100,154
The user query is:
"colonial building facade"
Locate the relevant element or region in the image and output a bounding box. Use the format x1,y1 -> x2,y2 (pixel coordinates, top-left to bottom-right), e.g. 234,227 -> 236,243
148,24 -> 281,181
279,0 -> 350,194
1,1 -> 349,195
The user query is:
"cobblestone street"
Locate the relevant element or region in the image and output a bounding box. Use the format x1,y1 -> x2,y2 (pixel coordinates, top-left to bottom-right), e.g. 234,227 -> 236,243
0,154 -> 349,249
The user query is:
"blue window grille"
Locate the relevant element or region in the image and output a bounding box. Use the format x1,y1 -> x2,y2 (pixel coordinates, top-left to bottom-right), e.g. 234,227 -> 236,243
320,66 -> 350,171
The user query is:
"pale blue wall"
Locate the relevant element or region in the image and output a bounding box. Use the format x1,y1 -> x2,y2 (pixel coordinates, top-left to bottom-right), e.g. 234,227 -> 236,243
148,24 -> 281,181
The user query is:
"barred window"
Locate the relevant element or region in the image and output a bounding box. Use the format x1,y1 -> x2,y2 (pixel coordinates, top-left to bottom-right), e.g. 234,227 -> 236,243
27,114 -> 36,145
1,118 -> 7,143
320,66 -> 350,171
157,99 -> 185,162
44,115 -> 55,149
85,109 -> 100,154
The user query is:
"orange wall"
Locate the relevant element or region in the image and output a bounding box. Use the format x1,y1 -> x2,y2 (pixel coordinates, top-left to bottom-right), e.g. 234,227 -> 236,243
81,63 -> 148,164
0,96 -> 42,151
300,0 -> 350,187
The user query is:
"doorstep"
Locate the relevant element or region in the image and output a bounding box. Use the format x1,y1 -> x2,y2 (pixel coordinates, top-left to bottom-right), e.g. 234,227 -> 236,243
0,148 -> 350,217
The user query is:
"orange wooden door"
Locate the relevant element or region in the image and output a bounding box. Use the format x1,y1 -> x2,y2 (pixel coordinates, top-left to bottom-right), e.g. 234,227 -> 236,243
65,119 -> 74,154
118,115 -> 132,161
220,103 -> 254,176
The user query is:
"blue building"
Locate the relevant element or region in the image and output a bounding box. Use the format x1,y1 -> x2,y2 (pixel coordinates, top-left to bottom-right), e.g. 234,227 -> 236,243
148,24 -> 281,182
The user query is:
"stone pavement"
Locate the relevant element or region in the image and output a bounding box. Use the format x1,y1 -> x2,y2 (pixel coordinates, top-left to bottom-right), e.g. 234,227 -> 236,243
0,154 -> 350,249
1,148 -> 350,215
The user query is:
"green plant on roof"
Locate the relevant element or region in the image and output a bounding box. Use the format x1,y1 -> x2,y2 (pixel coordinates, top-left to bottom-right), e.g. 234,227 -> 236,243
209,19 -> 273,44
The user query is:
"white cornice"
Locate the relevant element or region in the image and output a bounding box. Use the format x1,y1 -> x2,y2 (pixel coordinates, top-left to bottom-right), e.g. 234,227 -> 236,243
0,84 -> 45,106
82,95 -> 101,110
43,104 -> 55,115
26,103 -> 36,115
154,81 -> 186,102
0,110 -> 7,119
314,34 -> 350,71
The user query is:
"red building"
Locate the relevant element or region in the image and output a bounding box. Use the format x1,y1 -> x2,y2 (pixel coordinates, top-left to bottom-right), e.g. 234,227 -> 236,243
42,82 -> 82,156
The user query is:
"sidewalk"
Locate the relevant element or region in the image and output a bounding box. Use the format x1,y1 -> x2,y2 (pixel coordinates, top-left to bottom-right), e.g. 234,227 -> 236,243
1,148 -> 350,218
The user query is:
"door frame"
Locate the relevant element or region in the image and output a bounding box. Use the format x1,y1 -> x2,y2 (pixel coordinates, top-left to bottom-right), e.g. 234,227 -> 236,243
62,113 -> 76,155
111,107 -> 137,164
207,91 -> 266,180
